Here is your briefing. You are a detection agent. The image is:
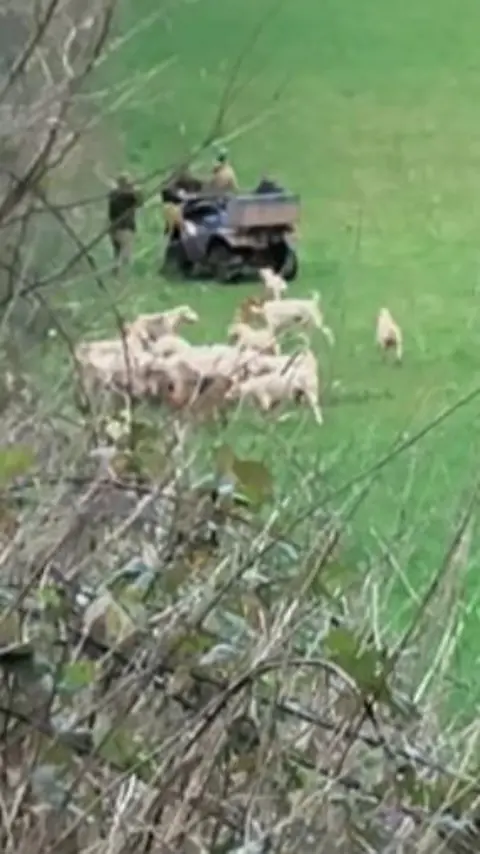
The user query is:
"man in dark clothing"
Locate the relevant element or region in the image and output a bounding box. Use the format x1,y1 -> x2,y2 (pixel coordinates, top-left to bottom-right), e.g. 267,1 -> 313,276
161,185 -> 185,205
108,174 -> 143,274
254,175 -> 284,195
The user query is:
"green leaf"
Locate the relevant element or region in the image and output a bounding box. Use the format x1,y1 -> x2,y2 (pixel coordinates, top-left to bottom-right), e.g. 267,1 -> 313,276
38,584 -> 63,611
132,439 -> 167,479
324,627 -> 390,700
215,446 -> 273,505
324,627 -> 358,661
93,713 -> 138,769
116,588 -> 148,626
168,629 -> 216,665
0,444 -> 34,485
110,451 -> 134,479
38,583 -> 70,620
231,458 -> 273,507
104,598 -> 138,645
84,592 -> 138,647
58,659 -> 97,695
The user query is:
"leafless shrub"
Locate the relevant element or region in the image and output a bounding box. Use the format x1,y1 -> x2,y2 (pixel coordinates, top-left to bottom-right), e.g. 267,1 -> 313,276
0,0 -> 116,326
0,350 -> 475,854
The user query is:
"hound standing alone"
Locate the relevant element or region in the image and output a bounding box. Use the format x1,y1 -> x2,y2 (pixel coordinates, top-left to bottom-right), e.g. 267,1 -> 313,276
376,308 -> 403,363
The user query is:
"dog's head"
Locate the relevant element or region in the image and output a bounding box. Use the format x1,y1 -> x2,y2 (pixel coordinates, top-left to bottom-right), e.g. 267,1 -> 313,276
259,267 -> 274,284
127,313 -> 168,346
378,307 -> 392,324
246,300 -> 263,317
176,305 -> 199,325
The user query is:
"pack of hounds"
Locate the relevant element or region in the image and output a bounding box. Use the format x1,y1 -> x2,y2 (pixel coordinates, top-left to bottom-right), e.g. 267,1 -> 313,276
75,265 -> 403,427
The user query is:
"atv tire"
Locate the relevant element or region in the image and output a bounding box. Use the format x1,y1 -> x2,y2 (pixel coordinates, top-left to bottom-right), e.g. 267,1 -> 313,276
206,240 -> 238,284
280,246 -> 298,282
267,241 -> 298,282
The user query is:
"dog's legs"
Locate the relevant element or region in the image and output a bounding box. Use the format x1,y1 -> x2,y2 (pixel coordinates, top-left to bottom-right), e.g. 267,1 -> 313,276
259,393 -> 273,413
310,399 -> 324,425
302,389 -> 323,424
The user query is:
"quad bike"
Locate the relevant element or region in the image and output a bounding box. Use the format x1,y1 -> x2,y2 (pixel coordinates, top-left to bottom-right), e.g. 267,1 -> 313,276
161,189 -> 300,284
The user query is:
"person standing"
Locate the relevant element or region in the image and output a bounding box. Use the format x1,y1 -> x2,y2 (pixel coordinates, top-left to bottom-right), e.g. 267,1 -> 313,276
107,173 -> 143,274
209,148 -> 238,194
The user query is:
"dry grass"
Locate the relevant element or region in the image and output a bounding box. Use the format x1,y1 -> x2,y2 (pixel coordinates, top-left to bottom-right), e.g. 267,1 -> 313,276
0,352 -> 476,853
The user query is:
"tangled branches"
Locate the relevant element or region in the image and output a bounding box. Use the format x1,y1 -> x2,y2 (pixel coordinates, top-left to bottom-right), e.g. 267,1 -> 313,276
0,0 -> 116,316
0,388 -> 476,854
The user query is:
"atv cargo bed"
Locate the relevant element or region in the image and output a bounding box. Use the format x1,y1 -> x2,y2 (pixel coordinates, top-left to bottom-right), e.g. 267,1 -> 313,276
225,193 -> 300,230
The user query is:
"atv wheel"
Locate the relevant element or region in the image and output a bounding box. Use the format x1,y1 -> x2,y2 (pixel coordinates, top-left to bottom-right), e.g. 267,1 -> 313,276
268,241 -> 298,282
281,246 -> 298,282
206,240 -> 237,283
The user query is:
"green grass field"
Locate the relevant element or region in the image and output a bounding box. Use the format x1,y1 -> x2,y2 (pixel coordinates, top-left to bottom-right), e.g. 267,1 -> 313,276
66,0 -> 480,711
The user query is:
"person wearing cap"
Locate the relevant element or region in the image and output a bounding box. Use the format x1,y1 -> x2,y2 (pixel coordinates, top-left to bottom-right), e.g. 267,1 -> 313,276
107,173 -> 144,274
254,174 -> 284,195
209,148 -> 238,194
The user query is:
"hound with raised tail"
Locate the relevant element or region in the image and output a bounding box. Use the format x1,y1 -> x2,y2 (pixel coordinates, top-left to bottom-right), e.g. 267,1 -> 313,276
245,292 -> 335,346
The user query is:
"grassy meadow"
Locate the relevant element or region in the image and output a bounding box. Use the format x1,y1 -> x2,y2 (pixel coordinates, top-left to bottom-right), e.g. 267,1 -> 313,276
53,0 -> 480,711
